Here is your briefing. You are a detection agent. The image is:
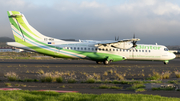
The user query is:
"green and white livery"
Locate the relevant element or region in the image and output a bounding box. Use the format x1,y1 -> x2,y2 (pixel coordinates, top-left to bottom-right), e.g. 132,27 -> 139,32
7,11 -> 176,65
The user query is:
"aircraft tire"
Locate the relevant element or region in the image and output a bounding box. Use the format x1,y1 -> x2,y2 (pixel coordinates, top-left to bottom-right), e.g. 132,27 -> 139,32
164,62 -> 168,65
96,61 -> 102,64
103,60 -> 109,65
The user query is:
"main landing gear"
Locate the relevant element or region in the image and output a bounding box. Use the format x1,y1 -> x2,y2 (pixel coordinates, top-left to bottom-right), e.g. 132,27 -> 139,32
96,60 -> 112,65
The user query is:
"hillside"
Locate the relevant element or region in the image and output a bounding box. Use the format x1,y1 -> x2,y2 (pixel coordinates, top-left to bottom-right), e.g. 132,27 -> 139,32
0,37 -> 14,47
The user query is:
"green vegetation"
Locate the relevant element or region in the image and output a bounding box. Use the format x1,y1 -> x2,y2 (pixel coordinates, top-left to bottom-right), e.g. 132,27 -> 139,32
39,73 -> 56,82
86,77 -> 95,83
5,83 -> 11,87
0,90 -> 180,101
175,71 -> 180,78
135,88 -> 146,92
146,72 -> 161,80
126,84 -> 145,90
4,72 -> 19,81
56,76 -> 63,83
67,78 -> 76,83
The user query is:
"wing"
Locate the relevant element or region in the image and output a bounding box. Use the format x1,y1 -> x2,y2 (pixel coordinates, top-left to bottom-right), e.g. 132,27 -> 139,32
95,38 -> 140,47
95,38 -> 140,48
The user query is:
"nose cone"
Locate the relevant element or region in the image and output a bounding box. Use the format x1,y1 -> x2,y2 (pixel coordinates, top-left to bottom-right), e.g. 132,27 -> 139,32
170,53 -> 176,60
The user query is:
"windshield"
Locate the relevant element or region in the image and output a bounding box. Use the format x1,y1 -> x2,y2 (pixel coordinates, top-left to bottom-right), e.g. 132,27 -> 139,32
164,48 -> 169,51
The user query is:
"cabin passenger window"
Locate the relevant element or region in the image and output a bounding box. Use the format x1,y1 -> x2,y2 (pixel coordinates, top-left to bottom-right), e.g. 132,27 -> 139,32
142,50 -> 144,52
95,48 -> 97,51
116,49 -> 118,51
77,47 -> 79,50
126,50 -> 128,52
106,49 -> 108,51
84,48 -> 86,50
113,49 -> 115,51
99,48 -> 101,51
123,49 -> 125,52
139,50 -> 141,52
92,48 -> 94,51
149,50 -> 151,52
133,50 -> 134,52
136,50 -> 138,52
102,49 -> 105,51
119,49 -> 121,51
145,50 -> 147,52
81,47 -> 83,50
109,49 -> 111,51
88,48 -> 90,50
129,50 -> 131,52
74,47 -> 76,50
70,47 -> 73,49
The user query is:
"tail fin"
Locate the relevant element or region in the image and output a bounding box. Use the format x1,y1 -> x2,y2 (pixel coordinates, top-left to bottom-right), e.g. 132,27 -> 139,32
7,11 -> 62,42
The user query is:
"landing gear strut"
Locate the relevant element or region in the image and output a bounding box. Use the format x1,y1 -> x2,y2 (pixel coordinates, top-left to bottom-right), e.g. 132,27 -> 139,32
96,61 -> 102,64
164,60 -> 169,65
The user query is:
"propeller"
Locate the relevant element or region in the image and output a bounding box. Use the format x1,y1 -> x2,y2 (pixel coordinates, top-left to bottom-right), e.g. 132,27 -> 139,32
132,34 -> 137,48
115,36 -> 119,41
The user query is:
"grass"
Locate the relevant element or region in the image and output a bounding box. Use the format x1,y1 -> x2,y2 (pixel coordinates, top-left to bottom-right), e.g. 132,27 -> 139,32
4,72 -> 19,81
126,84 -> 146,90
135,88 -> 146,92
0,90 -> 180,101
98,85 -> 122,89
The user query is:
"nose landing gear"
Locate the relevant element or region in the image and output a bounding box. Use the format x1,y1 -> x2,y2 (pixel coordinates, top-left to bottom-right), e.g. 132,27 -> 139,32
164,60 -> 169,65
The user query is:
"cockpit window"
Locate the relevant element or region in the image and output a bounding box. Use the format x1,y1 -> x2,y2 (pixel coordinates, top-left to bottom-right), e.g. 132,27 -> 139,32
164,48 -> 169,51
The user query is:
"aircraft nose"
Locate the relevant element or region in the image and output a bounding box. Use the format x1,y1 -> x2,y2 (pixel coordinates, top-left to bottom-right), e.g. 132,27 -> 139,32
171,53 -> 176,59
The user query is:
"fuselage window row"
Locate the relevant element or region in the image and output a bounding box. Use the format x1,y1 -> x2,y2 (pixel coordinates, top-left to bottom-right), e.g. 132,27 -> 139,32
64,47 -> 151,53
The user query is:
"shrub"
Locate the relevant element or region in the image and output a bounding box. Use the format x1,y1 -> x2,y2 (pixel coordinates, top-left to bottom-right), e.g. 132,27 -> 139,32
110,86 -> 123,89
4,72 -> 19,81
135,88 -> 146,92
56,76 -> 63,83
103,71 -> 108,76
161,72 -> 171,79
67,78 -> 76,83
175,71 -> 180,78
99,85 -> 110,89
86,78 -> 95,83
5,83 -> 11,87
37,69 -> 44,74
112,80 -> 120,84
15,84 -> 20,87
96,80 -> 102,83
103,80 -> 112,84
39,72 -> 56,82
127,84 -> 145,90
146,72 -> 161,80
24,78 -> 34,82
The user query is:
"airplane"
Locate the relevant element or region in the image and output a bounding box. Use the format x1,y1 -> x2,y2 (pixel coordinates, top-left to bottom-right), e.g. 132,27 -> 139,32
6,11 -> 176,65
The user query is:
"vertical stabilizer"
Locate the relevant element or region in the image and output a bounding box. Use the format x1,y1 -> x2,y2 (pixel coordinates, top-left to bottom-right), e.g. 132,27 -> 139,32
7,11 -> 63,42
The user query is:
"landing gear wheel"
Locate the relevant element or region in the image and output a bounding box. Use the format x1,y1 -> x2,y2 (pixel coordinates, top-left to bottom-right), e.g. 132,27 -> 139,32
96,61 -> 102,64
164,60 -> 169,65
164,62 -> 168,65
103,60 -> 109,65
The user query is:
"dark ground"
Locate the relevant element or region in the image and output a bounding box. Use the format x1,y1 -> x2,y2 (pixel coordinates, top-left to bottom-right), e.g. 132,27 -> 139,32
0,59 -> 180,98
